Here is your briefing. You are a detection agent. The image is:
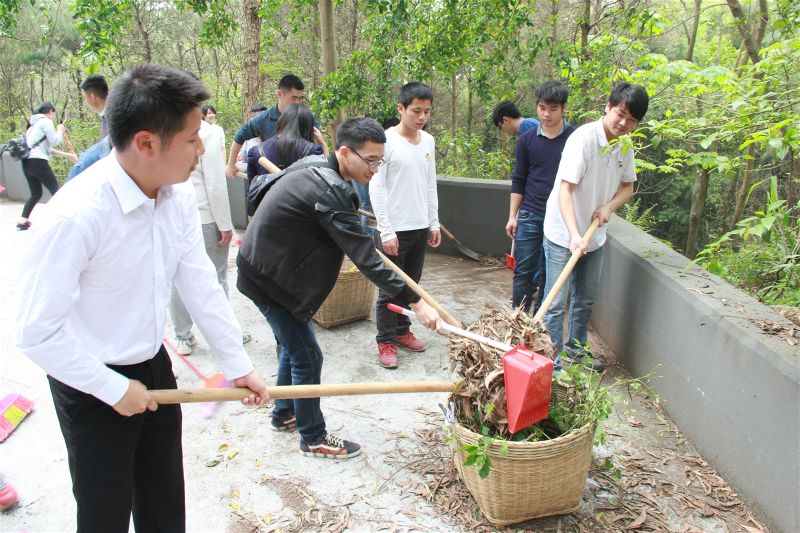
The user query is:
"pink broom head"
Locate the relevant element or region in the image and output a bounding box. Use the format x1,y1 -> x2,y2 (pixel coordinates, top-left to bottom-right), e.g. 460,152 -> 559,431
0,394 -> 35,442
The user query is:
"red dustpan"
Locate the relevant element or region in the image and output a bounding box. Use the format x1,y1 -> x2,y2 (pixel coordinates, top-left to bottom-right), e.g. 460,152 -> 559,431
387,304 -> 553,433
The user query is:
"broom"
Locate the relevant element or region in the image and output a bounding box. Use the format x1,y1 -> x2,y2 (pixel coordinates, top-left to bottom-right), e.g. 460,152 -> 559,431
163,338 -> 230,418
0,394 -> 34,442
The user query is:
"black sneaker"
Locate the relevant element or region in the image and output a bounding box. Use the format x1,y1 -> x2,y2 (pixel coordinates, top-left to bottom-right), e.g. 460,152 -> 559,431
300,434 -> 361,460
561,353 -> 606,372
271,415 -> 297,432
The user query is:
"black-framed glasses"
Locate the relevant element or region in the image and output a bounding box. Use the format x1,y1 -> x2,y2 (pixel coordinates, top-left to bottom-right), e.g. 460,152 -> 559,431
351,149 -> 384,171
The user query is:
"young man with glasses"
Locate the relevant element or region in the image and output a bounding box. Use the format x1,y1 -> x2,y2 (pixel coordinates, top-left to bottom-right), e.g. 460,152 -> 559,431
369,82 -> 440,369
237,117 -> 441,459
542,81 -> 649,372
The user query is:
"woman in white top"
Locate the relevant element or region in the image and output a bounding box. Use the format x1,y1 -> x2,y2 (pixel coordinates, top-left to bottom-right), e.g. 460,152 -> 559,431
17,102 -> 67,230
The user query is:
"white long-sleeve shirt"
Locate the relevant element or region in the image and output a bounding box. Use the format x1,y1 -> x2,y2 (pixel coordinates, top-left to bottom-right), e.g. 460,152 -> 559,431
369,127 -> 439,242
184,121 -> 233,230
25,113 -> 63,161
15,152 -> 253,406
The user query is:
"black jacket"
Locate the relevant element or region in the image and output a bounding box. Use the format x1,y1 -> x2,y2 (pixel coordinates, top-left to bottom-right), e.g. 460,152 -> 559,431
237,154 -> 419,322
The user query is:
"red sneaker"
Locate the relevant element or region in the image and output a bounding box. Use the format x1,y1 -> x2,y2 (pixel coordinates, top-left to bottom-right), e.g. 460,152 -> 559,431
377,343 -> 398,368
395,331 -> 426,352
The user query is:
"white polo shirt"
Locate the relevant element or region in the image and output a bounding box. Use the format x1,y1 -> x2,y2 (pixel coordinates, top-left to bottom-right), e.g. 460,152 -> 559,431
543,119 -> 636,252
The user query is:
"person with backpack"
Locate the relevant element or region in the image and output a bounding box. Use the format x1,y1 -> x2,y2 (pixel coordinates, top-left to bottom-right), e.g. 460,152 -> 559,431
15,102 -> 67,231
237,117 -> 441,459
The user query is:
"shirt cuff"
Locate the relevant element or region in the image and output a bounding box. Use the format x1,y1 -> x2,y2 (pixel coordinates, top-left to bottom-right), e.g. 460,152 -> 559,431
93,369 -> 131,406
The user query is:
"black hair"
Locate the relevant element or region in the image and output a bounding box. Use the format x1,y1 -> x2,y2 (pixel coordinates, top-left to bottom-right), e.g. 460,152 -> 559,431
381,117 -> 400,130
398,82 -> 433,107
201,104 -> 217,117
251,103 -> 268,112
79,74 -> 109,99
106,63 -> 210,151
608,81 -> 649,122
536,81 -> 569,106
35,102 -> 56,115
278,74 -> 304,92
336,117 -> 386,150
492,100 -> 522,127
271,104 -> 316,169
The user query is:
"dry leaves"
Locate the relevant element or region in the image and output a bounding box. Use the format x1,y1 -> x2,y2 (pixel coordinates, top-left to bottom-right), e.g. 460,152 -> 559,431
449,307 -> 554,436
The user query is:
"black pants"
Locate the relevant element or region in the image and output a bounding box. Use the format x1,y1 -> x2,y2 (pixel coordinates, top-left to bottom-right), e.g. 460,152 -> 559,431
374,228 -> 429,343
21,157 -> 59,219
49,346 -> 185,533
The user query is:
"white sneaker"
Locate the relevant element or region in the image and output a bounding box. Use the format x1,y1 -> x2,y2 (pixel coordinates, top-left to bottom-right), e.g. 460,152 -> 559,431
176,337 -> 197,355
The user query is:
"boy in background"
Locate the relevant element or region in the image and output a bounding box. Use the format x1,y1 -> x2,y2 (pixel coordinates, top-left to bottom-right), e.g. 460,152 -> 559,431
369,83 -> 440,369
507,81 -> 574,313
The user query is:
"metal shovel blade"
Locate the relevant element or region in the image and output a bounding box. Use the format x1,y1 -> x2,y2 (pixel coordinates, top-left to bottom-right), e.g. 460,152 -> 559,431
503,346 -> 553,433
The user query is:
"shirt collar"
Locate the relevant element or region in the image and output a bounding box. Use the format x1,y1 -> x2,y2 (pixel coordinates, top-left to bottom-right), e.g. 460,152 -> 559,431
98,107 -> 105,118
268,106 -> 281,120
107,151 -> 155,214
536,120 -> 570,137
593,118 -> 610,147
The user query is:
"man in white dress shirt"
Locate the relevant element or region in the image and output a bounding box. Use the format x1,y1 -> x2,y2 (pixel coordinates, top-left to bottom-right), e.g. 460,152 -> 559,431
15,64 -> 267,533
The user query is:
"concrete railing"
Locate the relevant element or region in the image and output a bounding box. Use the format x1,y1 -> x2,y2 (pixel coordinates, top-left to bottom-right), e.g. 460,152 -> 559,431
593,217 -> 799,533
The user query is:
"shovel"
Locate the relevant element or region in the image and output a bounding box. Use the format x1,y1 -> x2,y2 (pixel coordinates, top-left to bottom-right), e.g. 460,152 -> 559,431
505,240 -> 516,270
357,210 -> 480,262
387,304 -> 553,432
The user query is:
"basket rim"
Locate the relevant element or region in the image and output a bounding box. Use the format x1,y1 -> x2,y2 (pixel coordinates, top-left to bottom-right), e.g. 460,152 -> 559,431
453,421 -> 595,452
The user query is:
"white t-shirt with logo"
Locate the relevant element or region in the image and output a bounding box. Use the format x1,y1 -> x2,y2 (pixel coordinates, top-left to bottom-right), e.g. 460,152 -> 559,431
369,127 -> 440,242
543,118 -> 636,252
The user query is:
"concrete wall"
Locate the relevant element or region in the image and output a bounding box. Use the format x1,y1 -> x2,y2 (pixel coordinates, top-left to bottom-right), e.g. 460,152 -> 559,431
593,216 -> 799,533
0,149 -> 54,204
434,176 -> 511,257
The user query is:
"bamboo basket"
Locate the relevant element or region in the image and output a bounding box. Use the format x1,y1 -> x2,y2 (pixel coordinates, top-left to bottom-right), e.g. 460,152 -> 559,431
312,259 -> 375,328
453,421 -> 594,526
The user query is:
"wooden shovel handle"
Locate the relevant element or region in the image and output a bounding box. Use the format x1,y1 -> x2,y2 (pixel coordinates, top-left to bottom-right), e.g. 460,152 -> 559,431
375,249 -> 461,327
258,156 -> 281,174
150,381 -> 456,404
532,218 -> 601,324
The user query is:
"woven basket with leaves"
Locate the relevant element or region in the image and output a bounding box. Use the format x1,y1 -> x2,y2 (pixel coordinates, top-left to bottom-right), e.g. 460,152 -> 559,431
452,420 -> 595,526
312,259 -> 375,328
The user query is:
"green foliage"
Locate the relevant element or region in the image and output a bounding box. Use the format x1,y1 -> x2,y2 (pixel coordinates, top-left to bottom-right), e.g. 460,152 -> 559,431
456,358 -> 652,478
694,177 -> 800,305
436,129 -> 510,180
620,197 -> 657,233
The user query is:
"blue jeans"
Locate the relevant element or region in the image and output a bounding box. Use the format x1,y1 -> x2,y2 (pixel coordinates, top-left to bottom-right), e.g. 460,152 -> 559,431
543,238 -> 604,367
511,210 -> 545,312
256,301 -> 326,445
351,181 -> 373,234
67,137 -> 111,181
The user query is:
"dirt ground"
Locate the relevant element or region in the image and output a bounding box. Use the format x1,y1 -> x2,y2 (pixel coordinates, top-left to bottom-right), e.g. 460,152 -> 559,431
0,199 -> 768,532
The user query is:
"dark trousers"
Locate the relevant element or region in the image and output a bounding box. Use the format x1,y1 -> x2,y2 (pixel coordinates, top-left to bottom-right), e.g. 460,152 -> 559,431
256,300 -> 326,445
374,228 -> 428,343
21,157 -> 59,218
49,346 -> 185,533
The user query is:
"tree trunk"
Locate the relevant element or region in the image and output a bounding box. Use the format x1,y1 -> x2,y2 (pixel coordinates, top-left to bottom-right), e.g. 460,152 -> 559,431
731,145 -> 756,226
580,0 -> 591,58
686,165 -> 711,258
450,72 -> 457,137
242,0 -> 262,120
132,0 -> 152,63
685,99 -> 714,258
720,169 -> 739,229
686,0 -> 701,62
318,0 -> 341,139
318,0 -> 337,78
725,0 -> 767,65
